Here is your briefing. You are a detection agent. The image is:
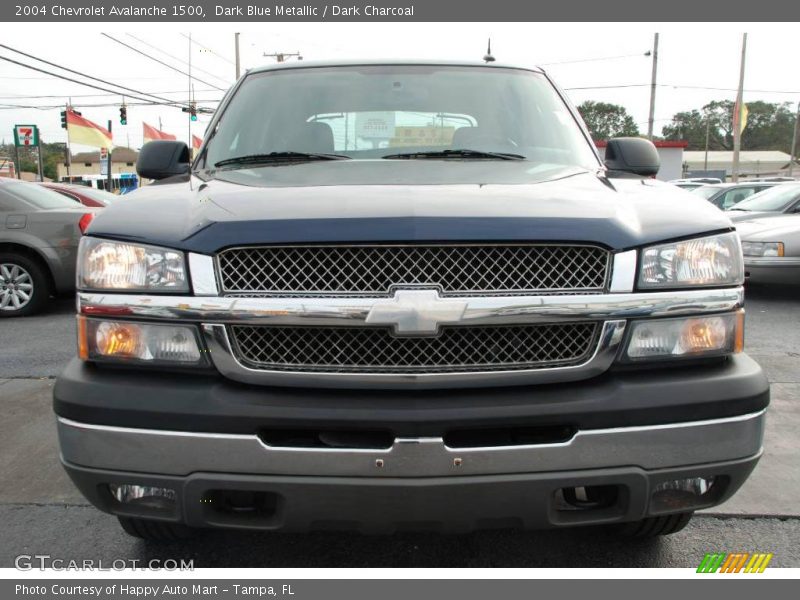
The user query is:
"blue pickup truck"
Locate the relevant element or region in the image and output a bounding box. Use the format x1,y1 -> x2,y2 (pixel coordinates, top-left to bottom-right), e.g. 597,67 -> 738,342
53,60 -> 769,540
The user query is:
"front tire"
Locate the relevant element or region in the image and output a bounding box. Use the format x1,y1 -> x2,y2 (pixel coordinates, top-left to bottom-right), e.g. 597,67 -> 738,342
0,253 -> 50,317
117,517 -> 196,541
615,512 -> 693,538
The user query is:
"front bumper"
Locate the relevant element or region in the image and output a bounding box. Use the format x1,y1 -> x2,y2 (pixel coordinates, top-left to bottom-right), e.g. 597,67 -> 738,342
745,256 -> 800,285
62,453 -> 762,534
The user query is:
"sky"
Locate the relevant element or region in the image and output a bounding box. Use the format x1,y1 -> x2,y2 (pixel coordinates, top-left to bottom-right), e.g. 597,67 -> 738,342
0,22 -> 798,155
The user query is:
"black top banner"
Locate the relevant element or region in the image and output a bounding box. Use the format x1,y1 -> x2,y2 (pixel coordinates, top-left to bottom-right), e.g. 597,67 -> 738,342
1,0 -> 796,21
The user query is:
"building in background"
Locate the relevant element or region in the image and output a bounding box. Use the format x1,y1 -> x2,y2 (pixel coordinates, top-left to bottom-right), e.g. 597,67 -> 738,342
595,140 -> 687,181
0,157 -> 16,178
683,151 -> 798,179
55,147 -> 139,181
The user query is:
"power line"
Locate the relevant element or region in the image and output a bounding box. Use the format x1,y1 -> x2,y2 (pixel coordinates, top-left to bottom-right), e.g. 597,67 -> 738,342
0,89 -> 221,100
180,33 -> 236,65
566,82 -> 800,94
126,33 -> 232,86
0,100 -> 220,110
0,43 -> 184,106
541,52 -> 650,66
102,33 -> 227,91
0,54 -> 183,107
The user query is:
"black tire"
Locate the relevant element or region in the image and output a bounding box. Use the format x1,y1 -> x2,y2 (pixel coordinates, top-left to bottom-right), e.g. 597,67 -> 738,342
0,252 -> 51,317
615,512 -> 693,538
117,516 -> 195,541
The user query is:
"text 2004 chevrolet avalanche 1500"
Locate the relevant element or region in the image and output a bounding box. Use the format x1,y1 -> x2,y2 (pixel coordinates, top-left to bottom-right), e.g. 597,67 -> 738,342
54,61 -> 769,541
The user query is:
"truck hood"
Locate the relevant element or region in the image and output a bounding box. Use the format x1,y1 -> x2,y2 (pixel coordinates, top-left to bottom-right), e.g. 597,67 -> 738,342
87,161 -> 734,254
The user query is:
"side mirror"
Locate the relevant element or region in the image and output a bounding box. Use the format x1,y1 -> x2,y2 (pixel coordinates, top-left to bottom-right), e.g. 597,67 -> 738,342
603,137 -> 660,177
136,141 -> 191,180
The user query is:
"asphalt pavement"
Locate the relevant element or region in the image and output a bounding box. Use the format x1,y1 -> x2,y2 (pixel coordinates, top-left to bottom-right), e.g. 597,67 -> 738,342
0,285 -> 798,567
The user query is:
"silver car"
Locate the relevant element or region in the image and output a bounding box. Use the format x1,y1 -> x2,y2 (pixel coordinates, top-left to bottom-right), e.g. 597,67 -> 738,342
0,178 -> 99,316
737,214 -> 800,284
726,183 -> 800,222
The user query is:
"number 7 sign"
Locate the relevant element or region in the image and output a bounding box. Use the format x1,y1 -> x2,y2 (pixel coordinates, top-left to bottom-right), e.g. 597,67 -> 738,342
13,124 -> 39,147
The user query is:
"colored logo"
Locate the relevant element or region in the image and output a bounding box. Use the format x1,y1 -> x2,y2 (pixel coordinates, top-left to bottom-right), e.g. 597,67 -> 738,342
697,553 -> 773,573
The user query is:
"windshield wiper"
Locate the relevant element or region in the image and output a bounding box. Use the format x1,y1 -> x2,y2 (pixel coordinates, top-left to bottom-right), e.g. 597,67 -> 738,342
214,151 -> 351,168
381,149 -> 525,161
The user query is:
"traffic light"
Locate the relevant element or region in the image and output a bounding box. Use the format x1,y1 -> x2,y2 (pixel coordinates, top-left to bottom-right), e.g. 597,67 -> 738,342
119,105 -> 127,125
182,103 -> 198,121
60,110 -> 67,129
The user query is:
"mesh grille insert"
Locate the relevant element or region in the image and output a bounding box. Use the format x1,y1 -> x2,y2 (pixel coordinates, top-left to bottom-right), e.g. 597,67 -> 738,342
229,322 -> 599,374
217,244 -> 609,296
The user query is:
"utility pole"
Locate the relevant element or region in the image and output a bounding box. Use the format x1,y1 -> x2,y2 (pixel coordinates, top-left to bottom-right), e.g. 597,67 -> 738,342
647,33 -> 659,140
36,136 -> 44,182
106,120 -> 113,193
704,113 -> 711,171
188,33 -> 193,146
235,32 -> 241,79
789,101 -> 799,177
732,33 -> 747,183
65,101 -> 71,179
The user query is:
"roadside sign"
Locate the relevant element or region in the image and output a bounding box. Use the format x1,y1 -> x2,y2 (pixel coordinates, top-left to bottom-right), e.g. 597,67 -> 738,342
100,147 -> 109,176
13,124 -> 39,147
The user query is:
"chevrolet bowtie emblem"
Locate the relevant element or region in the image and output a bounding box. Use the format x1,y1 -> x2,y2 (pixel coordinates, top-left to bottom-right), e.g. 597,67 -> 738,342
365,289 -> 468,336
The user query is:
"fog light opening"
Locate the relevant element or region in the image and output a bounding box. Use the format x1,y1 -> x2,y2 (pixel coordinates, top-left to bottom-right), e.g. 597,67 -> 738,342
108,483 -> 176,512
555,485 -> 620,511
650,476 -> 726,513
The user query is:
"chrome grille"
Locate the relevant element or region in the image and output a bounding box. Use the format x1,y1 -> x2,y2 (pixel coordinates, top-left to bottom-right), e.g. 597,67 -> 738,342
229,322 -> 599,374
217,244 -> 610,296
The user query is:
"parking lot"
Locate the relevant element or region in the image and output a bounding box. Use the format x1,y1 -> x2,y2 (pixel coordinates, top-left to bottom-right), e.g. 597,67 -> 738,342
0,284 -> 798,568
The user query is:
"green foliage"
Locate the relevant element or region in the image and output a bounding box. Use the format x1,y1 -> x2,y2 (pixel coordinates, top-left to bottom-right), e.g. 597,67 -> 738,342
0,141 -> 68,181
662,100 -> 797,153
577,101 -> 641,140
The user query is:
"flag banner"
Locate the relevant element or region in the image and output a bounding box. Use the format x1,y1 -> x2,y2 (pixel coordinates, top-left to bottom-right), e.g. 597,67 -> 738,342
66,110 -> 113,149
143,122 -> 177,144
733,101 -> 749,135
192,134 -> 203,150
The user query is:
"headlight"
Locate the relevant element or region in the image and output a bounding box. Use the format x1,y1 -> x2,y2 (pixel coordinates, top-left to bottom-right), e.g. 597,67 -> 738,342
741,241 -> 784,257
78,317 -> 207,366
638,232 -> 743,288
622,311 -> 743,362
78,237 -> 188,292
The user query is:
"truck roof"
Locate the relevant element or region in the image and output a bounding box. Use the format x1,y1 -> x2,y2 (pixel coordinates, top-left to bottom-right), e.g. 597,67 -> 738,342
247,59 -> 546,75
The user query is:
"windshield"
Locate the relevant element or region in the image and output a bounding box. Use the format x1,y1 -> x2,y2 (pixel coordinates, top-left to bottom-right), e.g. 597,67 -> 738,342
2,181 -> 81,210
727,184 -> 800,212
693,186 -> 724,200
202,65 -> 599,169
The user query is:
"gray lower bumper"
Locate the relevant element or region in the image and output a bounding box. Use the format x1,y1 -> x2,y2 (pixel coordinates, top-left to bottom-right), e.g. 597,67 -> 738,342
57,411 -> 765,478
57,412 -> 765,532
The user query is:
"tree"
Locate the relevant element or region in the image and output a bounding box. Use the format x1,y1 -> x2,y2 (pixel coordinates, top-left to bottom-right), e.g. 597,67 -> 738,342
662,100 -> 796,153
0,141 -> 67,181
577,101 -> 640,140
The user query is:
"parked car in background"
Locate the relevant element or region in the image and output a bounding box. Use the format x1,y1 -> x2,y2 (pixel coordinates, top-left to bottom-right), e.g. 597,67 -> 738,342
693,181 -> 782,210
0,178 -> 98,316
668,177 -> 722,191
737,215 -> 800,284
39,182 -> 120,207
726,183 -> 800,222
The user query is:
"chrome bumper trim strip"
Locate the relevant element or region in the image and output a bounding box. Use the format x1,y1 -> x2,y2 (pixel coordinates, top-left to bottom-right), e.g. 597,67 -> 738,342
57,410 -> 766,478
78,287 -> 744,326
